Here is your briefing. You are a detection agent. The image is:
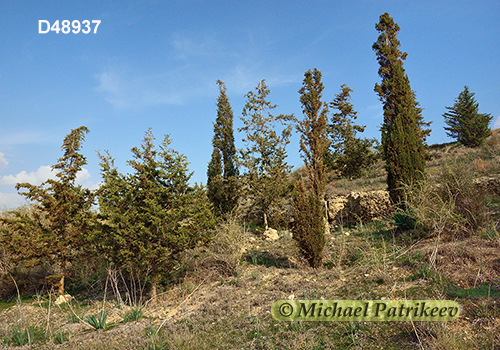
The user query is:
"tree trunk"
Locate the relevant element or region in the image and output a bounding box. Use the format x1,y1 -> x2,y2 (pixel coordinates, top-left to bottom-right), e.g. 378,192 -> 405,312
58,275 -> 65,296
263,212 -> 268,230
150,281 -> 158,304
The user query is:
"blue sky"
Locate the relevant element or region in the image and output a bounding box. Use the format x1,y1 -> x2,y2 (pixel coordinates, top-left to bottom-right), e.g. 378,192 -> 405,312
1,0 -> 499,209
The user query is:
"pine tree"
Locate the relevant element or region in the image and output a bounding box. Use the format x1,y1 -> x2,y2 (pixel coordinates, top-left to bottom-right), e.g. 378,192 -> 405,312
443,86 -> 493,147
98,129 -> 216,300
238,79 -> 295,229
0,126 -> 95,295
373,13 -> 430,205
293,68 -> 329,268
325,84 -> 377,179
207,80 -> 239,216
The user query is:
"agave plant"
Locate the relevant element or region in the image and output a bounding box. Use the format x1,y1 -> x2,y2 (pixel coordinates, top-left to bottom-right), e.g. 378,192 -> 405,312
86,310 -> 107,331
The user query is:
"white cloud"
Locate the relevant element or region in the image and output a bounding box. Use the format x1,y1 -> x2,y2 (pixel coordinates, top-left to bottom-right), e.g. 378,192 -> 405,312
95,31 -> 300,111
0,166 -> 96,188
95,64 -> 185,110
0,165 -> 56,186
170,33 -> 221,60
0,167 -> 99,210
0,191 -> 26,211
494,115 -> 500,130
0,130 -> 49,147
0,152 -> 8,170
75,169 -> 101,191
366,104 -> 383,119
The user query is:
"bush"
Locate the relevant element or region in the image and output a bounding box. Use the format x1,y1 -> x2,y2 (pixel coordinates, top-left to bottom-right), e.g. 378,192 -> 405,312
404,158 -> 488,238
182,217 -> 245,281
393,211 -> 417,231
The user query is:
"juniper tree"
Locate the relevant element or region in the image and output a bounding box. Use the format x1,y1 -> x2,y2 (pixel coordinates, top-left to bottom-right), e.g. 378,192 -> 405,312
207,80 -> 239,217
0,126 -> 95,295
293,69 -> 329,268
443,86 -> 493,148
325,84 -> 377,179
238,80 -> 295,229
373,13 -> 430,205
98,129 -> 216,300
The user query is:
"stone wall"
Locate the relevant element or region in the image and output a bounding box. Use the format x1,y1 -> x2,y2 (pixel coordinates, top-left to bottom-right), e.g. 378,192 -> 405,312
473,175 -> 500,196
324,175 -> 500,225
325,190 -> 392,224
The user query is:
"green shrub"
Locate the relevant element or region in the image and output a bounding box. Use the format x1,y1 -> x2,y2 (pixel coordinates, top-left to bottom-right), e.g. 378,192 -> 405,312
393,211 -> 416,230
3,326 -> 43,346
86,310 -> 107,331
122,307 -> 144,323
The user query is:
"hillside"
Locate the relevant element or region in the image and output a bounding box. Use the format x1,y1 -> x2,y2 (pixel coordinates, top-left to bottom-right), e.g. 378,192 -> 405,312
1,131 -> 500,349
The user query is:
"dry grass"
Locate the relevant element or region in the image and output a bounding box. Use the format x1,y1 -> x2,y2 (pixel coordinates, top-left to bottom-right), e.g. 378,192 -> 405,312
2,223 -> 499,349
1,132 -> 500,349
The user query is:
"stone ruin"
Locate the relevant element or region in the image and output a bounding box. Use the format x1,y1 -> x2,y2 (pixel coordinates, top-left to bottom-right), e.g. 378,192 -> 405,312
325,190 -> 392,225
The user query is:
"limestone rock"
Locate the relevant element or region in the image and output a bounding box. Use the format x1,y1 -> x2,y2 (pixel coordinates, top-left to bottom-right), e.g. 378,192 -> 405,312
55,294 -> 73,305
263,228 -> 279,241
326,190 -> 392,224
326,195 -> 349,223
473,175 -> 500,196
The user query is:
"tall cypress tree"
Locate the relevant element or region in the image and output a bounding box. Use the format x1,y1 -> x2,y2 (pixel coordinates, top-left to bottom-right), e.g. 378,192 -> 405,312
293,68 -> 329,268
207,80 -> 239,216
373,13 -> 430,205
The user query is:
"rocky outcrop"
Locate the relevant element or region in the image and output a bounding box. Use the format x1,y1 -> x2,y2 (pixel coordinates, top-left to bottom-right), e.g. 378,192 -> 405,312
326,190 -> 392,224
473,175 -> 500,196
243,174 -> 500,228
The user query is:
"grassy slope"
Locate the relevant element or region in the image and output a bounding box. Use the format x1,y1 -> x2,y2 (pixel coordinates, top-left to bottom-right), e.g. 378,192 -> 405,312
1,132 -> 500,349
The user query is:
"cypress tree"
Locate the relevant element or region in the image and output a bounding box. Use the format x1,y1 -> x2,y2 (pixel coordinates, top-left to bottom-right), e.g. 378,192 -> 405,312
443,86 -> 493,147
373,13 -> 430,205
293,68 -> 329,268
207,80 -> 239,216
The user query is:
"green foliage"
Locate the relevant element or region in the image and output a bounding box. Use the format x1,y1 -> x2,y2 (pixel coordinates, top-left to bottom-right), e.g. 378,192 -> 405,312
207,80 -> 239,217
238,79 -> 295,228
373,13 -> 430,205
3,326 -> 41,346
443,86 -> 493,148
393,211 -> 416,230
325,84 -> 377,178
292,182 -> 326,268
86,310 -> 107,331
53,330 -> 70,344
447,282 -> 500,299
0,126 -> 96,295
293,69 -> 328,268
122,307 -> 144,323
296,69 -> 329,197
97,129 -> 216,297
